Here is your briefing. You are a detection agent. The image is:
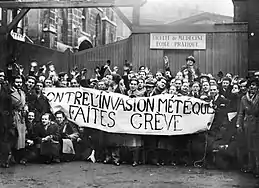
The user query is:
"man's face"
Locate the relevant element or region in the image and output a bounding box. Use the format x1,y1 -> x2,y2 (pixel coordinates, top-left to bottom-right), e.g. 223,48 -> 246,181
174,80 -> 182,90
44,79 -> 53,88
71,79 -> 78,87
36,82 -> 44,93
56,113 -> 65,124
0,72 -> 5,82
222,80 -> 230,89
186,60 -> 194,66
210,85 -> 219,98
146,73 -> 153,79
157,79 -> 166,89
139,71 -> 146,79
249,82 -> 258,94
181,83 -> 189,93
26,78 -> 35,90
169,86 -> 177,95
232,84 -> 240,93
14,78 -> 23,89
192,83 -> 200,93
226,73 -> 232,80
138,79 -> 144,89
176,72 -> 183,80
202,82 -> 210,92
240,82 -> 247,94
146,85 -> 154,92
129,80 -> 138,91
41,115 -> 50,126
155,72 -> 162,79
28,112 -> 35,122
98,81 -> 106,90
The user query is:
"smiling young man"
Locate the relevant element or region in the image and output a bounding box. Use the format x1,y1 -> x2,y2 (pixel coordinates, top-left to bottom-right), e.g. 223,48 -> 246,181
34,113 -> 61,164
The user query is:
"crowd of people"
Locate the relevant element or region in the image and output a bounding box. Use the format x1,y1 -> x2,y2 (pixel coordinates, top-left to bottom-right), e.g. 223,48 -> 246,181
0,55 -> 259,178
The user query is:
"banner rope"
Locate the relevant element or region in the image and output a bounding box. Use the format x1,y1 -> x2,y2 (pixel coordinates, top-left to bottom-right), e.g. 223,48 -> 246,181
193,132 -> 208,168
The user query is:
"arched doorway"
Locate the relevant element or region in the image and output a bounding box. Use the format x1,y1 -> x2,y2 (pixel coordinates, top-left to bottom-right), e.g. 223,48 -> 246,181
78,40 -> 93,51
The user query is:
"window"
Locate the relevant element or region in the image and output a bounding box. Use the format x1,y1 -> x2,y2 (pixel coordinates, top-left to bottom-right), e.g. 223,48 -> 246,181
95,14 -> 102,46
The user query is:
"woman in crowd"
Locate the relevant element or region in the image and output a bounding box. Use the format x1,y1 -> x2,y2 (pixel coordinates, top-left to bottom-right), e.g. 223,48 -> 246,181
1,55 -> 259,178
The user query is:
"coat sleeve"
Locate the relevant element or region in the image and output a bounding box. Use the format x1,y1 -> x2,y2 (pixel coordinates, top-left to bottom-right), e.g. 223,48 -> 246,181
68,122 -> 80,140
34,125 -> 43,144
51,124 -> 61,141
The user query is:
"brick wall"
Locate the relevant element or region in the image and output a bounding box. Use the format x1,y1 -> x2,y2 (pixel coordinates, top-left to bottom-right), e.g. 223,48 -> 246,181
25,1 -> 118,51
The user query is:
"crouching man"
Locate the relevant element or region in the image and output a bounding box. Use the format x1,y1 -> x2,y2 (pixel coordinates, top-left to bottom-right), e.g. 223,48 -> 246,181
55,110 -> 79,161
34,113 -> 61,164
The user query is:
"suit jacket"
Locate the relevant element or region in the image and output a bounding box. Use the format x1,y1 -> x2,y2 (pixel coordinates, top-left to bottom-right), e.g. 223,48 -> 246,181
59,120 -> 79,141
27,93 -> 51,122
236,93 -> 259,127
211,95 -> 229,132
219,87 -> 232,100
34,122 -> 60,144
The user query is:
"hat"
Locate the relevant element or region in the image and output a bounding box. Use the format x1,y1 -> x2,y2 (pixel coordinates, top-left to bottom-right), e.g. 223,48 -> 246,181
27,76 -> 36,82
58,72 -> 67,78
217,71 -> 224,77
47,61 -> 53,67
247,78 -> 259,87
200,74 -> 210,82
145,78 -> 156,87
186,56 -> 195,63
222,77 -> 232,83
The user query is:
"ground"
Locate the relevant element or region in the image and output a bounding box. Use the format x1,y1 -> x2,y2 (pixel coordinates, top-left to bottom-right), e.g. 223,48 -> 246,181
0,162 -> 258,188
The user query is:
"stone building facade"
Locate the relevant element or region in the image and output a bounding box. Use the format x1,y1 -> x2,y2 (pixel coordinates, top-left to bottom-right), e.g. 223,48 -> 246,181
24,5 -> 118,52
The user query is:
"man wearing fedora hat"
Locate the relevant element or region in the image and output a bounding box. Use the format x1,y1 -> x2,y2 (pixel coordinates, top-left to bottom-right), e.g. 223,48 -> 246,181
184,55 -> 200,82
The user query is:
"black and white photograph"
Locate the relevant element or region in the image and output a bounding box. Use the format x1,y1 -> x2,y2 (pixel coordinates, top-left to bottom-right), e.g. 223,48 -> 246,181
0,0 -> 258,187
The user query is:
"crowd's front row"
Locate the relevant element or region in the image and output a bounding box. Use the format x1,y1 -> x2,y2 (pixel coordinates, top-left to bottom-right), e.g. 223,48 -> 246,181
2,63 -> 259,179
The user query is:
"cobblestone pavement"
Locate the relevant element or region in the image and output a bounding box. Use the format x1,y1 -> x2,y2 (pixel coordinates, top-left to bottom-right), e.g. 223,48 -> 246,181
0,162 -> 258,188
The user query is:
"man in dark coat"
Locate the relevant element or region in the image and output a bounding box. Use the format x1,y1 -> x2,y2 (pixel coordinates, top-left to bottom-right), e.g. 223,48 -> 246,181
236,78 -> 259,176
28,81 -> 51,122
219,77 -> 232,100
34,113 -> 61,163
19,111 -> 38,164
0,79 -> 14,168
206,84 -> 229,167
55,110 -> 79,161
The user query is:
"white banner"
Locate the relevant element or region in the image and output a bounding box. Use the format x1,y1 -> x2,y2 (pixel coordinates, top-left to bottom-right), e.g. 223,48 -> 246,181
150,33 -> 206,50
44,88 -> 214,136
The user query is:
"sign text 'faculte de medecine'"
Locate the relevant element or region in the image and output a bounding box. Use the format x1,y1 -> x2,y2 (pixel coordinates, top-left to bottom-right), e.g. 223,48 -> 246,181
150,33 -> 206,50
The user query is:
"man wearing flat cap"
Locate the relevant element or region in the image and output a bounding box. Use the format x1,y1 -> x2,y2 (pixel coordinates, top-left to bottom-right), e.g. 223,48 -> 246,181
144,78 -> 156,97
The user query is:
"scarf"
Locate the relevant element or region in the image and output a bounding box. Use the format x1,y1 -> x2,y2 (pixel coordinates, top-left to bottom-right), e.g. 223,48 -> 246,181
246,92 -> 259,107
